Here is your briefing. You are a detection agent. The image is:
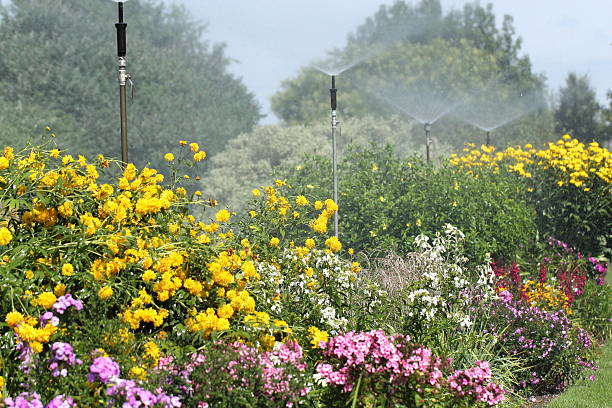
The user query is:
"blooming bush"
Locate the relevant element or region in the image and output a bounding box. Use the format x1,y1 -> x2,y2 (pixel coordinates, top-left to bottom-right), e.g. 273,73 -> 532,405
371,225 -> 494,339
154,341 -> 311,407
476,291 -> 597,393
314,330 -> 505,407
0,133 -> 608,406
450,135 -> 612,258
0,140 -> 347,403
492,238 -> 611,340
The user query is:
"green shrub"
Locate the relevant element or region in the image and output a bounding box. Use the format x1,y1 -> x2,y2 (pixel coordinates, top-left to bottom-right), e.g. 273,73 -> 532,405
283,144 -> 537,264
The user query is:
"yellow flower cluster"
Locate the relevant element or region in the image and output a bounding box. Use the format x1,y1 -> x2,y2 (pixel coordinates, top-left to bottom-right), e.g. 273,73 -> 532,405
120,307 -> 170,330
450,136 -> 611,191
0,227 -> 12,245
521,280 -> 572,314
5,311 -> 57,353
325,236 -> 342,252
308,326 -> 329,348
310,199 -> 338,234
31,292 -> 57,309
185,307 -> 230,336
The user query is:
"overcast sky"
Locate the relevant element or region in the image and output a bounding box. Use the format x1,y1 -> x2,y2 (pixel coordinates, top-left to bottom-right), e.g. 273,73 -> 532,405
162,0 -> 611,124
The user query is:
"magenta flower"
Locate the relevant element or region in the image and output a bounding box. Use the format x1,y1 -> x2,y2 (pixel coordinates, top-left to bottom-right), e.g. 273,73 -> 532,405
88,356 -> 120,384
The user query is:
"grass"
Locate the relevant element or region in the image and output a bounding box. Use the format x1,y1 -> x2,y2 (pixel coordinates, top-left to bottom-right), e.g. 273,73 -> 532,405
544,341 -> 612,407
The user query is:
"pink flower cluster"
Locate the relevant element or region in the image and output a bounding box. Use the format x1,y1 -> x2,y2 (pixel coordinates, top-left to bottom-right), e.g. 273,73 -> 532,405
315,330 -> 446,393
88,356 -> 120,384
448,361 -> 505,406
156,341 -> 309,406
259,341 -> 309,398
316,331 -> 506,406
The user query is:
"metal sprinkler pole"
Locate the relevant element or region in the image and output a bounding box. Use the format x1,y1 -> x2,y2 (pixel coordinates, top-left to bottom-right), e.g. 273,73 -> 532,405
330,75 -> 339,238
486,130 -> 491,147
424,122 -> 432,163
115,1 -> 129,168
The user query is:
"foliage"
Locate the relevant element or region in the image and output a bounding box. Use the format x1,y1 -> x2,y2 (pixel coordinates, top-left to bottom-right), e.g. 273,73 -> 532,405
369,226 -> 493,336
0,0 -> 260,171
492,238 -> 611,341
235,181 -> 389,339
554,73 -> 603,143
203,116 -> 422,212
450,135 -> 612,258
0,136 -> 348,403
0,128 -> 608,406
475,292 -> 597,393
283,144 -> 536,264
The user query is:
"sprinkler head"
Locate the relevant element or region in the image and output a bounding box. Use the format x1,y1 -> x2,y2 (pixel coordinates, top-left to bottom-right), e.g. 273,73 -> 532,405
330,75 -> 337,111
112,0 -> 128,57
424,123 -> 431,133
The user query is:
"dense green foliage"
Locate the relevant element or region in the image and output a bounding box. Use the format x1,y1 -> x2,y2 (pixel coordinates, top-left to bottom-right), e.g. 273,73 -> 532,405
0,0 -> 260,170
283,144 -> 536,264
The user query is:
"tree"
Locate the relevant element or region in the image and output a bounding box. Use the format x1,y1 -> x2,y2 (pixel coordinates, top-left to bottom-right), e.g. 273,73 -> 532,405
554,73 -> 601,140
600,90 -> 612,146
271,0 -> 544,127
0,0 -> 261,171
203,115 -> 429,211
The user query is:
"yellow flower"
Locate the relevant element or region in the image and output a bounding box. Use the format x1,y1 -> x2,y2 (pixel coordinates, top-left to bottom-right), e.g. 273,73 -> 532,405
215,209 -> 231,223
62,263 -> 74,276
251,189 -> 261,197
123,163 -> 137,181
325,236 -> 342,252
308,326 -> 329,348
129,366 -> 147,380
217,304 -> 234,319
98,286 -> 113,300
164,153 -> 174,162
3,146 -> 14,160
32,292 -> 57,309
193,151 -> 206,162
0,157 -> 9,170
5,311 -> 24,327
189,142 -> 200,153
269,237 -> 280,247
305,238 -> 316,249
57,201 -> 73,218
314,200 -> 323,210
54,284 -> 67,297
295,195 -> 309,206
0,227 -> 12,245
25,270 -> 34,279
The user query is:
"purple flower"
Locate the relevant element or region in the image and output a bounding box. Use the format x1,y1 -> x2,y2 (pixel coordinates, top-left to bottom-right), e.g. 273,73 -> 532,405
45,395 -> 76,408
39,312 -> 59,328
88,356 -> 120,384
49,342 -> 82,377
52,294 -> 83,315
4,393 -> 44,408
107,379 -> 181,407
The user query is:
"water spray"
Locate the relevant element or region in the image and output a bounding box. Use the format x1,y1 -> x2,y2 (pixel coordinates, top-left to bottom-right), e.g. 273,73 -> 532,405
330,75 -> 339,238
112,0 -> 132,168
